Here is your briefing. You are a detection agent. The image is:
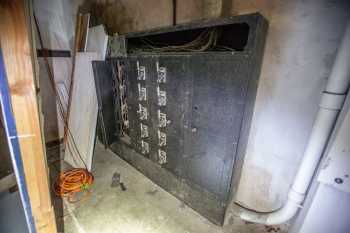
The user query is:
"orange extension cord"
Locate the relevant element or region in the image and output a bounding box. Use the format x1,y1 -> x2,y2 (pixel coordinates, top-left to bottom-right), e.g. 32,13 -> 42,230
54,168 -> 94,202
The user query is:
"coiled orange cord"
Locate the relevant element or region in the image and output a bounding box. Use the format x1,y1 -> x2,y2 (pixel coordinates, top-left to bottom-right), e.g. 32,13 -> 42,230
54,168 -> 94,202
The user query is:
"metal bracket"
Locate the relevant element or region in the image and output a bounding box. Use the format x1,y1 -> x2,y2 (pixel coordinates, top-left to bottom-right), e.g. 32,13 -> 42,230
158,149 -> 167,164
158,110 -> 168,127
156,62 -> 167,83
140,123 -> 149,138
137,61 -> 146,80
157,87 -> 167,106
138,104 -> 148,120
141,140 -> 149,155
158,130 -> 167,146
138,83 -> 147,101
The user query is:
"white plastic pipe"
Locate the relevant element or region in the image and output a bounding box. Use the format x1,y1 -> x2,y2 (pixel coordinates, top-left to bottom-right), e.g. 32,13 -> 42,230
239,20 -> 350,225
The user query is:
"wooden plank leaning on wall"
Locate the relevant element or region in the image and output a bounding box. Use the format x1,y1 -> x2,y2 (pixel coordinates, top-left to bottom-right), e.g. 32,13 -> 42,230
0,1 -> 57,233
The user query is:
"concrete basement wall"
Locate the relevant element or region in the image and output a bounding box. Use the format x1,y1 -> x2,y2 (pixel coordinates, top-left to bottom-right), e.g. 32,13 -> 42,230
230,0 -> 350,211
35,0 -> 350,215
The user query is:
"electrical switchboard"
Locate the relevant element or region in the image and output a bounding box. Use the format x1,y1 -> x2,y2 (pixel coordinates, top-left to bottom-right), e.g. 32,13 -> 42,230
93,13 -> 268,225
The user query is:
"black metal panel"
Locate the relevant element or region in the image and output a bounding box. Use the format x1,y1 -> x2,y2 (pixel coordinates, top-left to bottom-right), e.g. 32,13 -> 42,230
92,61 -> 118,146
120,54 -> 251,201
123,57 -> 159,161
157,56 -> 190,177
184,54 -> 250,200
93,13 -> 268,225
111,142 -> 225,225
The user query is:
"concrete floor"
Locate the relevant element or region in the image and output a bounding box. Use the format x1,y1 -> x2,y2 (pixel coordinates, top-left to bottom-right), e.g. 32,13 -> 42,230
50,142 -> 286,233
0,191 -> 29,233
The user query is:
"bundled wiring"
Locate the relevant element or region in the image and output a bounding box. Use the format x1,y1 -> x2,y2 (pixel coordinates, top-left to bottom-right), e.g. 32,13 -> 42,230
135,28 -> 235,53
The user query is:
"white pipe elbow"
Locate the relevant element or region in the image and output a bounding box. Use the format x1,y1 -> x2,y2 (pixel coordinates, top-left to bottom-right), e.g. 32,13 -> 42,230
239,189 -> 305,225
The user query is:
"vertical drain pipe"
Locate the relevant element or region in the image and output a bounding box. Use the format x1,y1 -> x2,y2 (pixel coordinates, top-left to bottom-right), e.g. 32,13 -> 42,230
238,20 -> 350,225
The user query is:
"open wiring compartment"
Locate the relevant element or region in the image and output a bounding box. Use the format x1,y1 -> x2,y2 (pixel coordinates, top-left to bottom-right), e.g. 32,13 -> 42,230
126,22 -> 250,53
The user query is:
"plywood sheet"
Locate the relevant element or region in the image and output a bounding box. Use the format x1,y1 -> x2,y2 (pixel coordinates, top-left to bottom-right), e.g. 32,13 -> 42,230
86,25 -> 108,60
64,52 -> 98,171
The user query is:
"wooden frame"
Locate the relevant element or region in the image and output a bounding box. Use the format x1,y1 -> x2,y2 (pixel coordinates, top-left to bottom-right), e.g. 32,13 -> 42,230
0,1 -> 57,232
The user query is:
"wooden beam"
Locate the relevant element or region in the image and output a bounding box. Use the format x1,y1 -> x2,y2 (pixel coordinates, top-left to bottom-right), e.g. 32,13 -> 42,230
37,49 -> 71,58
0,1 -> 57,233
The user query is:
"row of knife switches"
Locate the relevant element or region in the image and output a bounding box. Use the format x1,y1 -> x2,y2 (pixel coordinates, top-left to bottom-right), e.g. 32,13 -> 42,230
137,62 -> 167,164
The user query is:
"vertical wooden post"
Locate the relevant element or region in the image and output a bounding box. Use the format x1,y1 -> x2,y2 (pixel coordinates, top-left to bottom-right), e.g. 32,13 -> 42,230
0,1 -> 57,233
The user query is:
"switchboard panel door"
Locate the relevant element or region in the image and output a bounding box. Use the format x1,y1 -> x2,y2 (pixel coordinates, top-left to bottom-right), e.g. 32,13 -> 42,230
184,54 -> 250,201
92,61 -> 119,146
122,54 -> 251,202
125,57 -> 158,161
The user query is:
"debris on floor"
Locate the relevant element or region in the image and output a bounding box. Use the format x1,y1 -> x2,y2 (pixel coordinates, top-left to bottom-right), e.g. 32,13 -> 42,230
111,171 -> 127,191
